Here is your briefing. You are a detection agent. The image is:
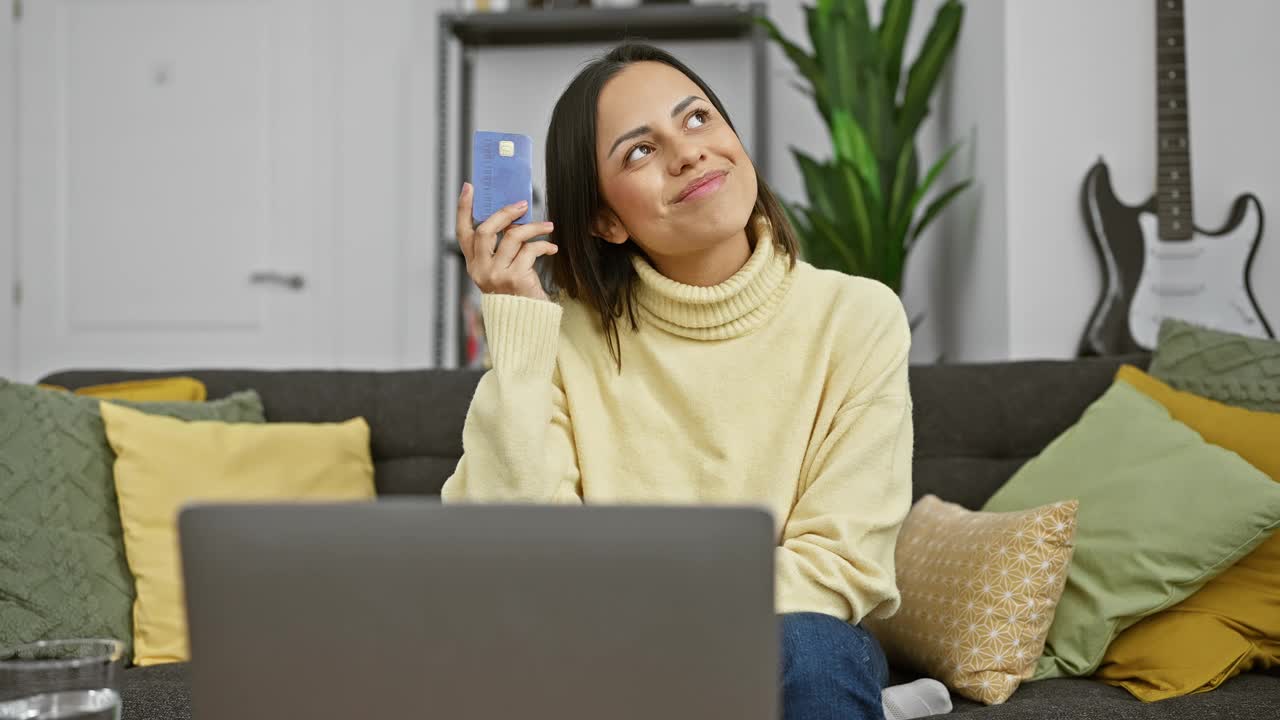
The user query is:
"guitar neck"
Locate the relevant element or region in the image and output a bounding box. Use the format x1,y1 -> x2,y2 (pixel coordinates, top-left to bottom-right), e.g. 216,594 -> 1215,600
1157,0 -> 1193,239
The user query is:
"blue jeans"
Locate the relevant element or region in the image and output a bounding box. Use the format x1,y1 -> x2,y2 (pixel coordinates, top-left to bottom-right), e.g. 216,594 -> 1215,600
781,612 -> 890,720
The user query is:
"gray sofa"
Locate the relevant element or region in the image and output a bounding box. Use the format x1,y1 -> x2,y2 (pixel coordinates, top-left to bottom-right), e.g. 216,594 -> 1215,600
41,353 -> 1280,719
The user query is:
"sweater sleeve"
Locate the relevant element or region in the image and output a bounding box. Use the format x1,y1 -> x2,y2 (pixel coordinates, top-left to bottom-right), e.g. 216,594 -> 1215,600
775,293 -> 913,623
439,293 -> 583,504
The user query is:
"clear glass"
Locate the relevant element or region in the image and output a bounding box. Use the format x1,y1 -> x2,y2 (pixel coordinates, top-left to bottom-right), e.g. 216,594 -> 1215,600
0,639 -> 124,720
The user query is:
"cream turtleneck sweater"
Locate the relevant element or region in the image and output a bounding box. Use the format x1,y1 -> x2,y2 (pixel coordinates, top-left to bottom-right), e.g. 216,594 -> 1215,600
441,212 -> 914,624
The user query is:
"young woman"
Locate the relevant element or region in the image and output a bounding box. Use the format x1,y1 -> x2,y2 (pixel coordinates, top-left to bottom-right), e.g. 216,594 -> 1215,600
442,43 -> 914,720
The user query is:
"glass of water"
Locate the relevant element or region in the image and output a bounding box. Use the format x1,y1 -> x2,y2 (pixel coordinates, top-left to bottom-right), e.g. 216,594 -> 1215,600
0,639 -> 124,720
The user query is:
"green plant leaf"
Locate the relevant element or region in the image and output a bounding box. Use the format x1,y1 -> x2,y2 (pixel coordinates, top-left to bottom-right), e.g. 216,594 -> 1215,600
856,67 -> 895,177
806,206 -> 863,274
879,0 -> 915,98
825,8 -> 855,111
832,110 -> 882,207
898,0 -> 964,139
887,140 -> 917,239
897,140 -> 962,241
836,160 -> 881,276
910,180 -> 971,246
791,149 -> 839,223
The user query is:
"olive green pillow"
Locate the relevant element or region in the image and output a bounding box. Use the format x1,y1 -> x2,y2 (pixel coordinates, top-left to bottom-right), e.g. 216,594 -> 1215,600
0,379 -> 265,661
1149,318 -> 1280,412
982,380 -> 1280,680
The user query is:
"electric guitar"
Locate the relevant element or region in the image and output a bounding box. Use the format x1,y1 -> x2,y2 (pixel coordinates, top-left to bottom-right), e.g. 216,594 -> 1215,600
1077,0 -> 1272,356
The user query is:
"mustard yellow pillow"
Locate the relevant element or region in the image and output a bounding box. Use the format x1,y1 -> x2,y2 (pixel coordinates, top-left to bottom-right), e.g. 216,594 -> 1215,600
38,377 -> 208,402
100,402 -> 376,666
1094,365 -> 1280,701
864,495 -> 1078,704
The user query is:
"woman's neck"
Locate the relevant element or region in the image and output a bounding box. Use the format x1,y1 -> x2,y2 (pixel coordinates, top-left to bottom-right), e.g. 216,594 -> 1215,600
629,211 -> 795,341
643,226 -> 754,287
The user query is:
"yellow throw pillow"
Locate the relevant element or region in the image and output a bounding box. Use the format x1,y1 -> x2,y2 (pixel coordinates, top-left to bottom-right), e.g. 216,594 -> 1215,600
1093,365 -> 1280,701
38,377 -> 208,402
100,402 -> 376,666
863,495 -> 1078,704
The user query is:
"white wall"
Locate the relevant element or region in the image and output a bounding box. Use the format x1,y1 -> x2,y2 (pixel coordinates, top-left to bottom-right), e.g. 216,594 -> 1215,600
1,6 -> 14,379
334,0 -> 427,369
1002,0 -> 1280,360
928,0 -> 1009,363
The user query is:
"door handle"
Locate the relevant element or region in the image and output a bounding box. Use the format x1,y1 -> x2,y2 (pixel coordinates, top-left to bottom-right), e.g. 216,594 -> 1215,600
249,271 -> 306,291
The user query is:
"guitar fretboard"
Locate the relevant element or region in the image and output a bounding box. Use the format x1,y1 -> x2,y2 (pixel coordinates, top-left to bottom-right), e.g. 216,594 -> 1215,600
1157,0 -> 1193,240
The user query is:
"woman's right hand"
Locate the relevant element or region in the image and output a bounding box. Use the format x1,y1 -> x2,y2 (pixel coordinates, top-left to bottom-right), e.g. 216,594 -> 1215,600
456,182 -> 558,302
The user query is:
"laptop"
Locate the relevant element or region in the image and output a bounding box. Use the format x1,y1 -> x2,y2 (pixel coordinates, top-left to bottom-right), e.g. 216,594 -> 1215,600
179,500 -> 779,720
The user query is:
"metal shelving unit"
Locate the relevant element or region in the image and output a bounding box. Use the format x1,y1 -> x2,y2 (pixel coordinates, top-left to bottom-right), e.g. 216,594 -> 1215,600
434,2 -> 769,368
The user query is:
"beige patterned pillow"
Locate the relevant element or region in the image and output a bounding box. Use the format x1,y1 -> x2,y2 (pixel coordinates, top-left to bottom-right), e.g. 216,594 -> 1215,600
865,495 -> 1078,705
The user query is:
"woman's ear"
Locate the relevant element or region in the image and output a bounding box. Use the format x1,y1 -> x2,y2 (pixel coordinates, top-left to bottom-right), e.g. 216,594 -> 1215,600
590,208 -> 630,245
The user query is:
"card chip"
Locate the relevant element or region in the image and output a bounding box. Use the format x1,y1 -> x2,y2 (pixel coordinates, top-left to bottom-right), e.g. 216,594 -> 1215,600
498,140 -> 515,157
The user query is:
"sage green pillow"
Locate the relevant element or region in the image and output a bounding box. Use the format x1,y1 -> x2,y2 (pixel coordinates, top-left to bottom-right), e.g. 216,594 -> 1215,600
0,379 -> 265,662
982,380 -> 1280,680
1149,318 -> 1280,412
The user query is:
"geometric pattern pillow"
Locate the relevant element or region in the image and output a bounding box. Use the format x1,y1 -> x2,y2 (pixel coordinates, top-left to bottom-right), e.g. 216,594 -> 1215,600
864,495 -> 1078,705
0,379 -> 265,662
1149,318 -> 1280,412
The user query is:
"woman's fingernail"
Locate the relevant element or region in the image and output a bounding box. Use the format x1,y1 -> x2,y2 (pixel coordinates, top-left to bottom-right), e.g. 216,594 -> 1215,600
461,182 -> 470,195
517,200 -> 528,208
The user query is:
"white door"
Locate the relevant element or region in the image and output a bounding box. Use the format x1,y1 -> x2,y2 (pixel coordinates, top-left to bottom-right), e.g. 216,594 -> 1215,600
15,0 -> 339,382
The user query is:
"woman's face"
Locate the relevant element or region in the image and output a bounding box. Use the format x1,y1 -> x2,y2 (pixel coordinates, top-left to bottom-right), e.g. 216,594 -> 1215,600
592,61 -> 757,259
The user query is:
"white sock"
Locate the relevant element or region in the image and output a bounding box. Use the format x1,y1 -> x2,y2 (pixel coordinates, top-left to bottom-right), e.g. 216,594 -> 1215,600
882,678 -> 953,720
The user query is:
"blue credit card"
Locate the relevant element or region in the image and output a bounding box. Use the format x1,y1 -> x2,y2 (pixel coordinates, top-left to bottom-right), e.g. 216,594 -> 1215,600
471,130 -> 533,226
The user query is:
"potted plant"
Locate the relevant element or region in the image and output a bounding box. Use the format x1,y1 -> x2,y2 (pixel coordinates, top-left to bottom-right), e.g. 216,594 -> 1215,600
758,0 -> 968,304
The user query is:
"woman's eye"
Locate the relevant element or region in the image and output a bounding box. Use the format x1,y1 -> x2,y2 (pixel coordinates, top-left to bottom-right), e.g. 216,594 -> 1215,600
624,111 -> 710,165
626,145 -> 652,164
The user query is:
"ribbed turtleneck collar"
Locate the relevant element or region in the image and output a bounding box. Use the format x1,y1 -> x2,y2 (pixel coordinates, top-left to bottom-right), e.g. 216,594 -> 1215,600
630,211 -> 796,341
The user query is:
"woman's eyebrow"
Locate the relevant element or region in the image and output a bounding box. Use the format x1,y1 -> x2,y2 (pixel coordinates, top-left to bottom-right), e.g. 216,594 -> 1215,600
607,95 -> 706,158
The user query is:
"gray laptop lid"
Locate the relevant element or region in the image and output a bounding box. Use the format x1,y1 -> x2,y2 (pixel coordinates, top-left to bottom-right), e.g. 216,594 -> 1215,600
179,500 -> 778,720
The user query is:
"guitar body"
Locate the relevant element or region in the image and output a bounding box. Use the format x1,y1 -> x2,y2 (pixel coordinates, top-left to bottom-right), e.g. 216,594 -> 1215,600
1130,193 -> 1271,348
1077,0 -> 1273,356
1078,159 -> 1272,355
1078,160 -> 1151,356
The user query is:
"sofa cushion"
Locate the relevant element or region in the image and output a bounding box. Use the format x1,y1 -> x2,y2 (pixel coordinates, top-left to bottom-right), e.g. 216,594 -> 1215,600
1093,365 -> 1280,700
1149,318 -> 1280,412
39,368 -> 486,497
40,376 -> 209,402
0,379 -> 264,662
101,404 -> 376,666
866,495 -> 1078,704
983,380 -> 1280,680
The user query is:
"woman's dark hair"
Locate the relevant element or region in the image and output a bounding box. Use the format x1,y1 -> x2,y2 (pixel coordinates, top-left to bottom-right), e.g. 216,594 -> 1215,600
543,42 -> 799,373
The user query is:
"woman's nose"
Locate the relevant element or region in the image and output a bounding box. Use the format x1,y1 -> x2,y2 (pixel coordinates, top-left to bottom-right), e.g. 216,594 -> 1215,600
668,137 -> 704,174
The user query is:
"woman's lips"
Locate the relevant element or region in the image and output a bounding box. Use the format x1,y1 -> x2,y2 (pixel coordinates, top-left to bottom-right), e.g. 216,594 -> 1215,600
677,171 -> 727,203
